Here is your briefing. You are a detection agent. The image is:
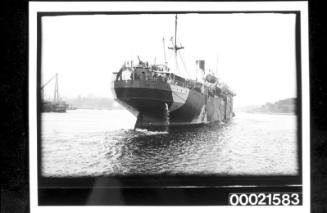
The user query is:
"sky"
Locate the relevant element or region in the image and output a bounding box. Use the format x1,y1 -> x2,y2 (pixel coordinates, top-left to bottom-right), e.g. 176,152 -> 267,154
41,13 -> 297,107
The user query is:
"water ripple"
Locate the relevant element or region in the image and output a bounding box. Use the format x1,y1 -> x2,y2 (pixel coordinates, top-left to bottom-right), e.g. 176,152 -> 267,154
41,109 -> 298,177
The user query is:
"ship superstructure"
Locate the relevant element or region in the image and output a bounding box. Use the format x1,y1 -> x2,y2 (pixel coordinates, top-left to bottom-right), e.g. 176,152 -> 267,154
112,15 -> 235,129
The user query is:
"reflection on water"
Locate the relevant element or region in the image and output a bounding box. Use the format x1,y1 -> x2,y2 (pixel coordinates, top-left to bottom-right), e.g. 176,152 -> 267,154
41,109 -> 298,177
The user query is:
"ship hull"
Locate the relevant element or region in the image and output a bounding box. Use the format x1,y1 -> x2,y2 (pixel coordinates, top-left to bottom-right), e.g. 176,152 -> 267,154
42,101 -> 67,113
113,80 -> 234,130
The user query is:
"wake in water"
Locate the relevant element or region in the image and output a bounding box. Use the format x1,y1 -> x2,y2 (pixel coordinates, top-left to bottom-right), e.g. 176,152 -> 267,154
133,128 -> 169,135
42,110 -> 298,177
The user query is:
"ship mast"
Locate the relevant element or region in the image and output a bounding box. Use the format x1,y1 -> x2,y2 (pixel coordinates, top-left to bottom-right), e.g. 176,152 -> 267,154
168,14 -> 184,74
41,73 -> 60,103
171,14 -> 183,53
54,73 -> 59,103
162,38 -> 167,65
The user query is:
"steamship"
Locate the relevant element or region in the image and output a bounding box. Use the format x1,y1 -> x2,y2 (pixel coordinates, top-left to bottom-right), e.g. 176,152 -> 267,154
112,15 -> 235,130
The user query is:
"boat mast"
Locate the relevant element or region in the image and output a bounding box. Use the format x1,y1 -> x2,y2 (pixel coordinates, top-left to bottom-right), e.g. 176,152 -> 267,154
162,38 -> 167,65
54,73 -> 59,103
174,15 -> 177,54
169,14 -> 184,74
172,14 -> 183,53
41,73 -> 59,102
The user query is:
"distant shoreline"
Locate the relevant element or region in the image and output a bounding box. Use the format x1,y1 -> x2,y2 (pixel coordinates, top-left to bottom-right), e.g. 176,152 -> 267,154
236,111 -> 296,115
67,107 -> 124,110
235,98 -> 297,115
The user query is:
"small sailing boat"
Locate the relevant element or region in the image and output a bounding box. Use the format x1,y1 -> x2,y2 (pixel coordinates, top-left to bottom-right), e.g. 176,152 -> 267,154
41,73 -> 68,113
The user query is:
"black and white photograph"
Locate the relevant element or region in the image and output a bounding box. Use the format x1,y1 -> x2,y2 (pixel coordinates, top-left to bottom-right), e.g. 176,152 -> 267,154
28,1 -> 310,212
41,12 -> 298,176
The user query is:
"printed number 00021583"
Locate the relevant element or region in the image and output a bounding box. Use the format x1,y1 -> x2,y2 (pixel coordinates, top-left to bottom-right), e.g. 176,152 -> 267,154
228,193 -> 302,206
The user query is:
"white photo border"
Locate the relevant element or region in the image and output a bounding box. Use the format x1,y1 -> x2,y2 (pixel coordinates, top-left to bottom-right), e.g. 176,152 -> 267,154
29,1 -> 309,213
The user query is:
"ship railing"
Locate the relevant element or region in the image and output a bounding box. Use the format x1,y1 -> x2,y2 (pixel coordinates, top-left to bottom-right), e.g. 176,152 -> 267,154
114,76 -> 188,88
114,70 -> 202,90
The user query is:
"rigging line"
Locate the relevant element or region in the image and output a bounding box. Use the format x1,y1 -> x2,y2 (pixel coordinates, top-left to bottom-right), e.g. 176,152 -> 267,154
178,51 -> 189,77
168,50 -> 172,60
167,51 -> 173,65
41,73 -> 57,90
175,57 -> 180,75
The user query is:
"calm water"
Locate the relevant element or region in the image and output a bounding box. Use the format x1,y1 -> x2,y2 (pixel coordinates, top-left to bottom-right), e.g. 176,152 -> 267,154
41,109 -> 298,177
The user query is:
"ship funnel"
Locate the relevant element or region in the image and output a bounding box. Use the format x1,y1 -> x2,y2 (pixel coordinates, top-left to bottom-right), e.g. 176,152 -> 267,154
196,60 -> 205,71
